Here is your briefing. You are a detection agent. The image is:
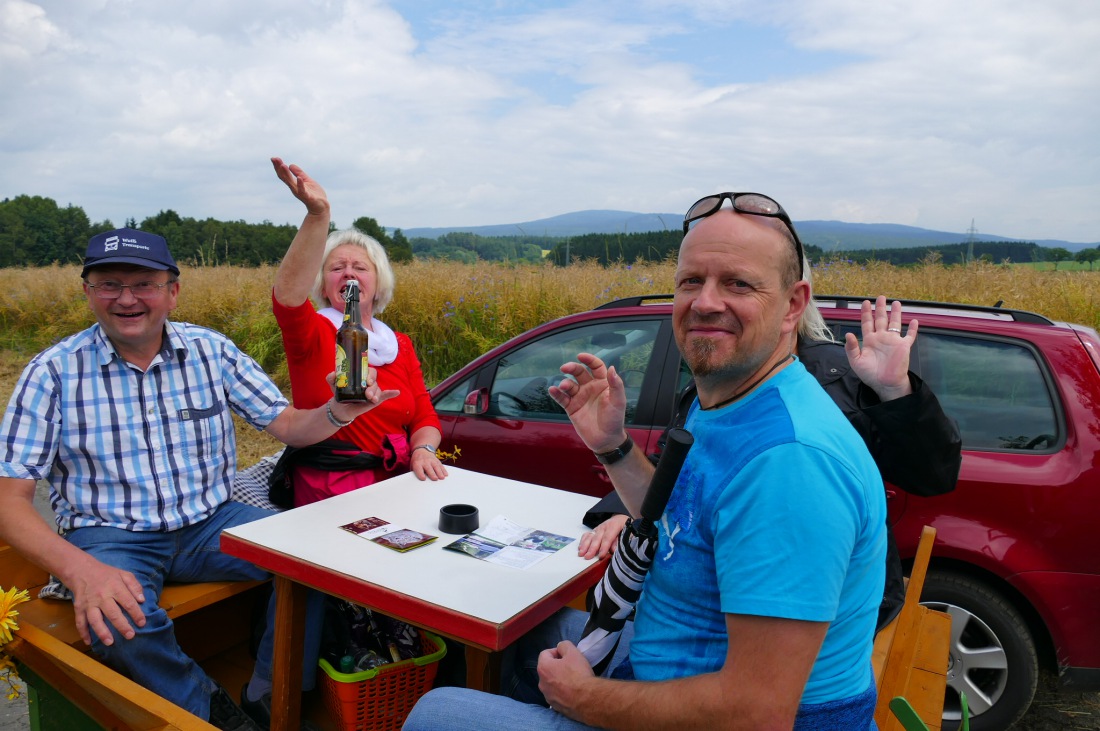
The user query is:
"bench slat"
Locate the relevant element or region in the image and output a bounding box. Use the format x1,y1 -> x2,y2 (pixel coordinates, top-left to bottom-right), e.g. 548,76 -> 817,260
8,622 -> 219,730
17,580 -> 268,648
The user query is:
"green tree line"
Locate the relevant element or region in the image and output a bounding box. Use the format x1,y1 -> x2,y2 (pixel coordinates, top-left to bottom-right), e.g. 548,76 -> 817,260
3,193 -> 1098,269
548,230 -> 1100,269
545,230 -> 828,265
409,231 -> 550,264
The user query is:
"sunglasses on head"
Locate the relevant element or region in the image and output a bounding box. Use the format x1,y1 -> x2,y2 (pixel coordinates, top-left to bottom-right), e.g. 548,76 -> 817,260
682,192 -> 805,280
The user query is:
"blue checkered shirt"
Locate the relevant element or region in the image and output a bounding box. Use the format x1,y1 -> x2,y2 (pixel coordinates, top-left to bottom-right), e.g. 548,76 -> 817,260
0,321 -> 288,532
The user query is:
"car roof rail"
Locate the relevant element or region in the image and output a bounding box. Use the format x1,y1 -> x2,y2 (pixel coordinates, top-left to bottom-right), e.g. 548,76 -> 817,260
596,295 -> 674,310
596,293 -> 1055,325
814,294 -> 1054,325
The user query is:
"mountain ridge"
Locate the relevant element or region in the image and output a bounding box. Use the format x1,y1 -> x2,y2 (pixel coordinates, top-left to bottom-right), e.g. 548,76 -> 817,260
400,210 -> 1096,251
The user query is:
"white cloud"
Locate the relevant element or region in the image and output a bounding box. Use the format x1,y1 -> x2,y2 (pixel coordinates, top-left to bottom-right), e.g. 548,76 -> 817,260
0,0 -> 1097,242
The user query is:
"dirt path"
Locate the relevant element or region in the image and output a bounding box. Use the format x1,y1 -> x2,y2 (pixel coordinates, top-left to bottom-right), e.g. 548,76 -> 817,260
1013,671 -> 1100,730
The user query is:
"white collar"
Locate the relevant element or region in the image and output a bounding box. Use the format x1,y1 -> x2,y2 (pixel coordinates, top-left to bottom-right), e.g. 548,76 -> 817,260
317,308 -> 399,366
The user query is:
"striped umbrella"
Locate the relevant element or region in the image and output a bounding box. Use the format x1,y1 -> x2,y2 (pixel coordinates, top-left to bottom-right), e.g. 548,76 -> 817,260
577,427 -> 693,675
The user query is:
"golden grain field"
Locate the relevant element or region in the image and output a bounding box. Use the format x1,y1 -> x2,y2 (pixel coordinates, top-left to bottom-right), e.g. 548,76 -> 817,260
1,258 -> 1097,467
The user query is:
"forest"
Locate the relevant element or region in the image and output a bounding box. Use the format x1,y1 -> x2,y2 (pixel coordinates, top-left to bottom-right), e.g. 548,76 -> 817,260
3,193 -> 1097,269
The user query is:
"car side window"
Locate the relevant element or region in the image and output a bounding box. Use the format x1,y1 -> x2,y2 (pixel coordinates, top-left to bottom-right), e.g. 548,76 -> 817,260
489,319 -> 662,422
433,375 -> 476,414
919,332 -> 1059,451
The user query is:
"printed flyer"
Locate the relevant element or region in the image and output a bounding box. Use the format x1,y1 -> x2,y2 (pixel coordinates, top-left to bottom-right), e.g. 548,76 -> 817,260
443,515 -> 574,569
339,516 -> 438,552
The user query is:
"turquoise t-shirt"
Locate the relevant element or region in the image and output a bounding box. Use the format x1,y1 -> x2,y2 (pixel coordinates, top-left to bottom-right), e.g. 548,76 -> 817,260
629,360 -> 886,705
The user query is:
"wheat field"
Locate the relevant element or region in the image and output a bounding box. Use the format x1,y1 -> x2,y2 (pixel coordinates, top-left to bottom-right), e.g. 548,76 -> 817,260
1,258 -> 1097,466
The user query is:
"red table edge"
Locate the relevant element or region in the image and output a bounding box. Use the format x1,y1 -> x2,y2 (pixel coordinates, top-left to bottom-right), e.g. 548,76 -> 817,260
220,531 -> 608,650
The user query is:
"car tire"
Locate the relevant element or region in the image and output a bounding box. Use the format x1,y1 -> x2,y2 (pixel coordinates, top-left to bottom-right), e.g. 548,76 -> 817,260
920,571 -> 1038,731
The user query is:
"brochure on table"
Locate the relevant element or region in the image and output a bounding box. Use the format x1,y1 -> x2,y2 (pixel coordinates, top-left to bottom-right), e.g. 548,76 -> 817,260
339,516 -> 438,552
443,515 -> 575,569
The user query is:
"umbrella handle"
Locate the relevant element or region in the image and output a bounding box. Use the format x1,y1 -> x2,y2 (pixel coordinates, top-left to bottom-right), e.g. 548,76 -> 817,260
638,427 -> 693,525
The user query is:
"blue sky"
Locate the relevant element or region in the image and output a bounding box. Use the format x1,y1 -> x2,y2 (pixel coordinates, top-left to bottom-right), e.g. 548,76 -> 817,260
1,0 -> 1097,242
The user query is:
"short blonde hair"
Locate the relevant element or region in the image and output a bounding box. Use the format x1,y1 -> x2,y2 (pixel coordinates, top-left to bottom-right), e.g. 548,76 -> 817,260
310,229 -> 395,313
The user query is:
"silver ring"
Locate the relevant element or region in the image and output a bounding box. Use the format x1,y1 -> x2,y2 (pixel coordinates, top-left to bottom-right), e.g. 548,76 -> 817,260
887,327 -> 902,333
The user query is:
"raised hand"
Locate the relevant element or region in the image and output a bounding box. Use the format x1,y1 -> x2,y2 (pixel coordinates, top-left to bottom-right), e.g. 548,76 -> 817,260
271,157 -> 329,216
843,295 -> 916,402
548,353 -> 628,453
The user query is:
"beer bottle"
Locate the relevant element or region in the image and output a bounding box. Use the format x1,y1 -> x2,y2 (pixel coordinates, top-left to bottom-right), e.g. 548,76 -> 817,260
335,279 -> 371,402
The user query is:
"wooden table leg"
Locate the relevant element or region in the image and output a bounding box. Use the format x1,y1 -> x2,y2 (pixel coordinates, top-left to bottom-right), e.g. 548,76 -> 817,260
269,576 -> 307,731
464,646 -> 502,693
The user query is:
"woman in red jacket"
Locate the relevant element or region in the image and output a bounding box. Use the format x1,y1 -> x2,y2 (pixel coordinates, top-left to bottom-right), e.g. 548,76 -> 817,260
270,157 -> 447,506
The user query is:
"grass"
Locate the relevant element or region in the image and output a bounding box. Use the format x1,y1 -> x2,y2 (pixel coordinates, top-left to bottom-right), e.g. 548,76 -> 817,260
2,257 -> 1097,467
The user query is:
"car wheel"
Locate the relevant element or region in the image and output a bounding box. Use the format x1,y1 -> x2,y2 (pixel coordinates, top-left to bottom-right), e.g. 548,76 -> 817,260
921,571 -> 1038,731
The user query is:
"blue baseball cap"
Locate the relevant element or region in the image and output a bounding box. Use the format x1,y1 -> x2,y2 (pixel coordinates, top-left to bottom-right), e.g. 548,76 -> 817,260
82,228 -> 180,278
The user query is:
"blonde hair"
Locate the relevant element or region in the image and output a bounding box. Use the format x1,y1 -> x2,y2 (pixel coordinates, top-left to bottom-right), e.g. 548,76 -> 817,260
310,229 -> 395,313
798,255 -> 836,343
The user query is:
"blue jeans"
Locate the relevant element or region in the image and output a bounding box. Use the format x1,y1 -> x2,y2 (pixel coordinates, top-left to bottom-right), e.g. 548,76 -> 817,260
67,501 -> 324,720
403,687 -> 602,731
406,606 -> 878,731
404,607 -> 635,730
500,607 -> 634,705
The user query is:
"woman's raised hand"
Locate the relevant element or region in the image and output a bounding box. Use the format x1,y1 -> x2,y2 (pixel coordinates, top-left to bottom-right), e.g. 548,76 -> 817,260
271,157 -> 329,216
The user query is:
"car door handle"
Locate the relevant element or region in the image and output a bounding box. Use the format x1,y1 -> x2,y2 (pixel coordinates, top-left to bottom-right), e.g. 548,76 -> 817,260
591,466 -> 612,483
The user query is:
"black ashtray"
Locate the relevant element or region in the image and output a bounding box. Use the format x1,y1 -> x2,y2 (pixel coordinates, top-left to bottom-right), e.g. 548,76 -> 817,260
439,504 -> 479,534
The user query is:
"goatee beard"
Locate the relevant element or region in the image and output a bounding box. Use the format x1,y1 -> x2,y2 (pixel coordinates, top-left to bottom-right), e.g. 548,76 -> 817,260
684,337 -> 758,382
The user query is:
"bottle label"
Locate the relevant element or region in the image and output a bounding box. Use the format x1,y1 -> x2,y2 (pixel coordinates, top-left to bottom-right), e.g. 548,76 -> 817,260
335,345 -> 349,388
360,353 -> 369,389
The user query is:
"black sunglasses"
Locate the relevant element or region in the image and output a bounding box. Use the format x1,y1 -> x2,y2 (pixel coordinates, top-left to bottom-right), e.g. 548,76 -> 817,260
682,192 -> 805,280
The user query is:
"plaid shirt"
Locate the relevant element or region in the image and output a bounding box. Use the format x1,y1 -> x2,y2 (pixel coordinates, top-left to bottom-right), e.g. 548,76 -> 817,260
0,321 -> 288,532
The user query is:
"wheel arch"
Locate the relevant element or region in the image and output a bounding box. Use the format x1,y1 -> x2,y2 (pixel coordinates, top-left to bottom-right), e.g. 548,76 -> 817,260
912,556 -> 1058,672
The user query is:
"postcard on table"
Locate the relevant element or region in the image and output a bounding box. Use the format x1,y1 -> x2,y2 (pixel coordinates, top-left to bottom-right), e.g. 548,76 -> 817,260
443,515 -> 575,569
339,516 -> 438,552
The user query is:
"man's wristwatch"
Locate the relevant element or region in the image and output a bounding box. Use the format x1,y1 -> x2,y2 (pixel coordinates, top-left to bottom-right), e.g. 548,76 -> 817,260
594,435 -> 633,465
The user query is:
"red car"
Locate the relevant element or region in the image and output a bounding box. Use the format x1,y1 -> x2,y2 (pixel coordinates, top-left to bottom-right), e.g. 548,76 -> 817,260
430,294 -> 1100,731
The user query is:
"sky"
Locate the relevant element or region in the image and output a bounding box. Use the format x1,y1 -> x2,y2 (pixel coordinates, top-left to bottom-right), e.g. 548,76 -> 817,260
2,0 -> 1098,243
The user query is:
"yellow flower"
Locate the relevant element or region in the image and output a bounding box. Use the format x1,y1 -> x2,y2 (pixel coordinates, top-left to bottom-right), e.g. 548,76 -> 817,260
435,445 -> 462,464
0,586 -> 30,646
1,586 -> 30,701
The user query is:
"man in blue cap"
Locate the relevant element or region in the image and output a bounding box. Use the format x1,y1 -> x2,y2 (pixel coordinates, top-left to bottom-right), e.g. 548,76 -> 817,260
0,228 -> 397,730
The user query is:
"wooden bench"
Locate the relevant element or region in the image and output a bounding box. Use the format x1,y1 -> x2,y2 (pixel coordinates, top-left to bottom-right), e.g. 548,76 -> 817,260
2,538 -> 268,730
873,526 -> 952,731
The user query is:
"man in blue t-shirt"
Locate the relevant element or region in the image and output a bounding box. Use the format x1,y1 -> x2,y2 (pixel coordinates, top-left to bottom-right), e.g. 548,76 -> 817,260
404,193 -> 886,730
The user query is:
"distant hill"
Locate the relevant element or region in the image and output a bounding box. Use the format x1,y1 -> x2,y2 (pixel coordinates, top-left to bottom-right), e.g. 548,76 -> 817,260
401,211 -> 1096,252
403,210 -> 682,239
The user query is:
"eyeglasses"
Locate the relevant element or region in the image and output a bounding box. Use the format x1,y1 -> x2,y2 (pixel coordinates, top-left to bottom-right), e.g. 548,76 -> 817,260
682,192 -> 805,280
86,280 -> 175,300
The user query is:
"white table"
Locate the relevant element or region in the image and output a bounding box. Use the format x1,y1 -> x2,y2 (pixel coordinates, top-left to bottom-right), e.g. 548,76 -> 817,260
221,467 -> 606,731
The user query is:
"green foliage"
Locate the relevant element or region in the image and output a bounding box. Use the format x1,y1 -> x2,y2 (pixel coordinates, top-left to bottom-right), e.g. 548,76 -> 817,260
0,193 -> 1093,274
0,196 -> 92,267
822,241 -> 1042,266
410,233 -> 545,263
546,230 -> 683,265
1074,247 -> 1100,270
351,216 -> 391,247
389,229 -> 414,263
